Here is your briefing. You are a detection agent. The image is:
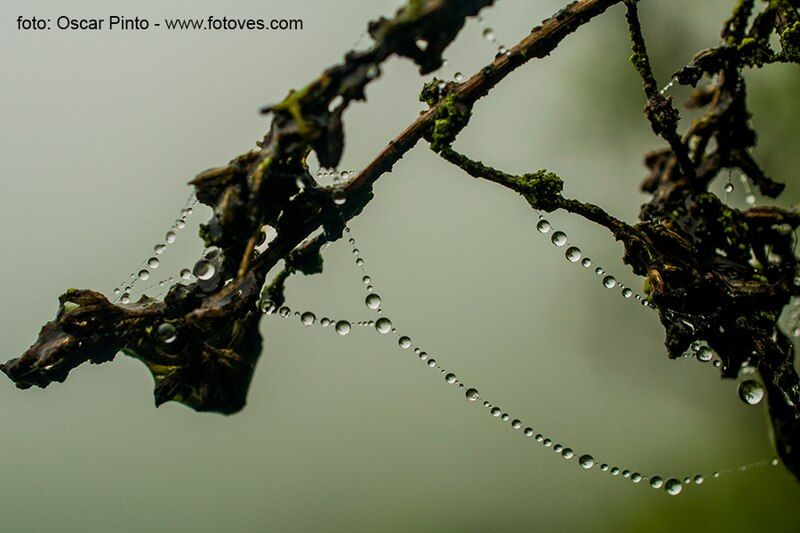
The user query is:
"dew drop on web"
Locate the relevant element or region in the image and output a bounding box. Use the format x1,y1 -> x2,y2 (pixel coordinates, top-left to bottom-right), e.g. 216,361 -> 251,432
551,231 -> 567,246
335,320 -> 351,336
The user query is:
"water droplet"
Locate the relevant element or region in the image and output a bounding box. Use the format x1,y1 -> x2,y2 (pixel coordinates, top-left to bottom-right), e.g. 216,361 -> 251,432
724,183 -> 734,193
154,244 -> 166,255
157,322 -> 177,344
180,268 -> 192,281
148,257 -> 160,269
356,258 -> 364,266
579,455 -> 594,469
491,407 -> 501,417
561,448 -> 574,459
332,188 -> 346,205
482,27 -> 496,41
544,439 -> 553,448
466,388 -> 479,401
713,471 -> 720,478
501,413 -> 509,421
536,220 -> 551,233
498,45 -> 508,55
650,476 -> 664,489
301,312 -> 315,326
398,336 -> 412,349
454,72 -> 464,82
551,231 -> 567,247
595,267 -> 604,275
610,467 -> 620,476
418,351 -> 428,360
176,219 -> 186,229
279,307 -> 291,317
581,257 -> 592,267
697,346 -> 713,362
631,473 -> 642,483
622,470 -> 631,478
602,276 -> 616,289
193,260 -> 215,281
745,194 -> 756,205
600,463 -> 609,472
261,299 -> 276,314
665,478 -> 682,496
137,269 -> 150,281
738,380 -> 764,405
523,427 -> 534,437
565,246 -> 581,262
321,317 -> 331,327
694,474 -> 704,484
165,231 -> 176,244
365,293 -> 382,310
622,287 -> 632,298
340,170 -> 350,180
362,275 -> 371,284
427,359 -> 437,368
771,458 -> 779,466
335,320 -> 351,335
445,373 -> 457,384
508,419 -> 520,430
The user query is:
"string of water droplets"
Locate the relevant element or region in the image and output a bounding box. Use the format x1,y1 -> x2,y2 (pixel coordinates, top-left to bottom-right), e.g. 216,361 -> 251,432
254,172 -> 779,497
113,192 -> 199,304
533,215 -> 652,307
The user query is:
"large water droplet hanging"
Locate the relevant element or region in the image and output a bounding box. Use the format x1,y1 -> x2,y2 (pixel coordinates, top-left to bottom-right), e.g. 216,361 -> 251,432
398,336 -> 412,349
148,257 -> 160,269
738,380 -> 764,405
193,259 -> 215,281
445,373 -> 457,384
165,231 -> 176,244
664,478 -> 682,496
466,388 -> 479,401
375,317 -> 392,334
579,455 -> 594,469
561,448 -> 574,459
138,269 -> 150,281
649,476 -> 664,489
154,244 -> 166,255
365,293 -> 381,310
602,276 -> 616,289
551,231 -> 567,246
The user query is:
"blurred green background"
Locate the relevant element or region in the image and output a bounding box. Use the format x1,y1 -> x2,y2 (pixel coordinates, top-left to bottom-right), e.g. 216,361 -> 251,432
1,0 -> 799,531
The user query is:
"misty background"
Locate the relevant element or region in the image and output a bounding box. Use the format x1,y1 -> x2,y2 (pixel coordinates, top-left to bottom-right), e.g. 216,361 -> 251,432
1,0 -> 799,531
